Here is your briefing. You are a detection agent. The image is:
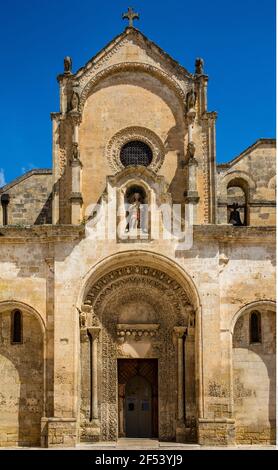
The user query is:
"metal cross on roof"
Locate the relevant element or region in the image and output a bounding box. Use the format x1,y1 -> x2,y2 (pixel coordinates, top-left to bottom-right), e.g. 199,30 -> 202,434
122,7 -> 139,28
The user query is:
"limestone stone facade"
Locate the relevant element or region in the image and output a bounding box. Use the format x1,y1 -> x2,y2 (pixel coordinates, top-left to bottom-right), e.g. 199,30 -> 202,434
0,24 -> 276,447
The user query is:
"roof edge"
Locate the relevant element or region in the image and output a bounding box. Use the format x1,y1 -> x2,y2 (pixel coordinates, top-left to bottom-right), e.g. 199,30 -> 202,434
0,169 -> 52,193
74,27 -> 192,80
217,138 -> 276,170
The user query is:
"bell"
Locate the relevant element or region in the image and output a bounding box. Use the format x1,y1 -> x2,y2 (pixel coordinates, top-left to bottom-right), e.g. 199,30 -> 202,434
229,204 -> 243,226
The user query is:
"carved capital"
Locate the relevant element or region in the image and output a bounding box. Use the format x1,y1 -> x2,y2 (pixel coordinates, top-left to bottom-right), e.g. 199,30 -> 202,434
173,326 -> 187,339
186,109 -> 196,124
69,111 -> 82,126
69,192 -> 83,203
87,327 -> 101,341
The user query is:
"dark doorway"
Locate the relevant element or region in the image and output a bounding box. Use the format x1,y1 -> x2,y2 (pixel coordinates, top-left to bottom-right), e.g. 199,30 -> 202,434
118,359 -> 158,438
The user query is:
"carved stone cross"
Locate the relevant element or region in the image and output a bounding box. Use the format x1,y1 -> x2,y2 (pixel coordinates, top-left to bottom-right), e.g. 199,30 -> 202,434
122,7 -> 139,27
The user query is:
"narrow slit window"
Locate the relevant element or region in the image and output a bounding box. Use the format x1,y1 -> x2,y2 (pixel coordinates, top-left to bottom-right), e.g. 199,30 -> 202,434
250,311 -> 261,343
1,194 -> 10,226
11,310 -> 22,344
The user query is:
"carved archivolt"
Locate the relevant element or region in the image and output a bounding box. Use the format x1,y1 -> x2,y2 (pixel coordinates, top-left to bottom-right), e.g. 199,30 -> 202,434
84,264 -> 194,325
105,126 -> 165,174
76,62 -> 187,113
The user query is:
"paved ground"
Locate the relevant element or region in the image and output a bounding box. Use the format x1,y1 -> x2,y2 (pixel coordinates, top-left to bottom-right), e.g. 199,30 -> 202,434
1,439 -> 277,450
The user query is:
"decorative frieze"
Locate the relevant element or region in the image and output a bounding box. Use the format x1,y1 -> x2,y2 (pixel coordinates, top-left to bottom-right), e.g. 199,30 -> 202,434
116,323 -> 160,342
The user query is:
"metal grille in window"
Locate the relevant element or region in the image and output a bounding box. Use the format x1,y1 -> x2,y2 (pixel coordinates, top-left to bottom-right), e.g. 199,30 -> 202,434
120,141 -> 153,167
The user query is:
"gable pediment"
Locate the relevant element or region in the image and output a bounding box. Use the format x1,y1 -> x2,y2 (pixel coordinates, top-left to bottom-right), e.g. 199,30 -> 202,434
72,28 -> 193,108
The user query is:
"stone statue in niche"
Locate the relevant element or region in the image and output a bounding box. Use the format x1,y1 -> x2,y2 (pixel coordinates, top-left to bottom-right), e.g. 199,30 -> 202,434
78,308 -> 87,328
126,192 -> 142,232
64,56 -> 72,74
186,87 -> 196,112
195,57 -> 204,75
187,141 -> 196,159
70,91 -> 79,111
72,142 -> 79,161
228,203 -> 243,226
91,308 -> 100,326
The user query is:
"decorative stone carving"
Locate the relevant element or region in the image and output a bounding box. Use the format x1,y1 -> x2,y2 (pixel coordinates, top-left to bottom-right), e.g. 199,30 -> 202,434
84,265 -> 192,320
195,57 -> 204,75
122,7 -> 139,28
64,56 -> 72,74
116,323 -> 160,342
187,141 -> 196,159
70,91 -> 79,112
77,63 -> 187,113
105,126 -> 165,173
80,264 -> 196,442
71,142 -> 80,162
186,87 -> 196,113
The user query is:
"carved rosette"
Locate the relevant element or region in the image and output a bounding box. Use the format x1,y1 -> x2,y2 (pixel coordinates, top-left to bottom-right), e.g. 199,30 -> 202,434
105,126 -> 165,174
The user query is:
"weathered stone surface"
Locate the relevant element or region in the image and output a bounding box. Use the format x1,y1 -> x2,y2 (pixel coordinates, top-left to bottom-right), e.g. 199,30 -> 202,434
0,24 -> 275,448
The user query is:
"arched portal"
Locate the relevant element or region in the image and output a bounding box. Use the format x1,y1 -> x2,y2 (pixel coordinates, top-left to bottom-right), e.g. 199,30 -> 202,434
78,254 -> 199,443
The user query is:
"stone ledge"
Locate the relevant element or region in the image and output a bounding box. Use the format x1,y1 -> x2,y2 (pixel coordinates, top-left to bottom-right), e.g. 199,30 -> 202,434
0,224 -> 85,243
0,224 -> 274,244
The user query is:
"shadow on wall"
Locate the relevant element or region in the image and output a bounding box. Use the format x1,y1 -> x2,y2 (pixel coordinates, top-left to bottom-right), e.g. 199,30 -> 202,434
232,308 -> 276,444
0,311 -> 44,447
34,193 -> 53,225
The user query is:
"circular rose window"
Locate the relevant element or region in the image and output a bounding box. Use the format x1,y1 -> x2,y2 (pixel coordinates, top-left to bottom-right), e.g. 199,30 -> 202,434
120,141 -> 153,167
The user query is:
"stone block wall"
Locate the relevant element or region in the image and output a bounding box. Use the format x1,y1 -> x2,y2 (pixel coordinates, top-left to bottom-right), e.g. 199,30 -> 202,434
0,310 -> 44,447
0,169 -> 52,226
233,310 -> 276,444
41,418 -> 77,448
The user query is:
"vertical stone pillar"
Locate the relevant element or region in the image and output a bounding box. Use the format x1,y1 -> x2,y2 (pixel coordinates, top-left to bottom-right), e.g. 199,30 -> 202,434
184,110 -> 199,222
51,113 -> 61,225
173,326 -> 187,442
87,327 -> 101,427
197,75 -> 208,115
69,112 -> 83,224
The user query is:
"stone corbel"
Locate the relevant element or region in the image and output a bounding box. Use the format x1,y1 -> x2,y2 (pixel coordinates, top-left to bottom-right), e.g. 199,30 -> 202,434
117,323 -> 160,343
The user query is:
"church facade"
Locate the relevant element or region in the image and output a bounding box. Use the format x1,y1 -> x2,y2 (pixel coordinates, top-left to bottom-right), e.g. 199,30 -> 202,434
0,19 -> 276,447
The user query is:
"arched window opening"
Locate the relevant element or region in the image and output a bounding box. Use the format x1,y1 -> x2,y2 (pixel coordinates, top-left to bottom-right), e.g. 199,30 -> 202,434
124,185 -> 148,234
11,310 -> 22,344
1,193 -> 10,226
227,180 -> 248,226
120,141 -> 153,167
250,311 -> 261,343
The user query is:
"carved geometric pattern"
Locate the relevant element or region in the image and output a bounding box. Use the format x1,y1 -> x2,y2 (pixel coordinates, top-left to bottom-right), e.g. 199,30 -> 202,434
105,126 -> 165,174
80,264 -> 195,442
85,264 -> 191,318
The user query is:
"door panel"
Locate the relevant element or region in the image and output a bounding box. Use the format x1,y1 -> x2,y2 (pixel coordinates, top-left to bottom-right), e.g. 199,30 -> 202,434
125,375 -> 152,438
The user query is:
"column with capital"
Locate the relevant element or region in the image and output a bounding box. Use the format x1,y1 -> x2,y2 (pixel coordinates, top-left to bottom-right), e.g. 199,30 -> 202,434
87,327 -> 101,425
173,326 -> 187,442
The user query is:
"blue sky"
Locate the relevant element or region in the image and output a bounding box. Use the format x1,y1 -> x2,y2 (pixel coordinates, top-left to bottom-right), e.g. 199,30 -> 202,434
0,0 -> 275,186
